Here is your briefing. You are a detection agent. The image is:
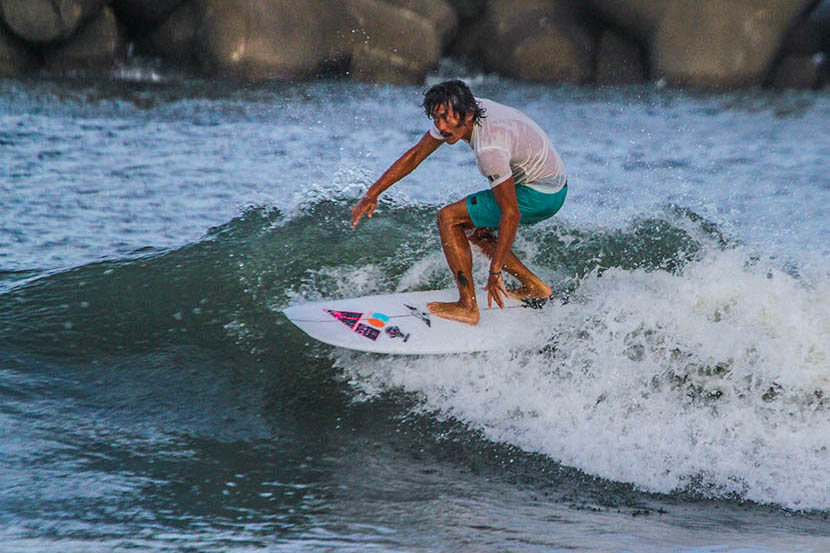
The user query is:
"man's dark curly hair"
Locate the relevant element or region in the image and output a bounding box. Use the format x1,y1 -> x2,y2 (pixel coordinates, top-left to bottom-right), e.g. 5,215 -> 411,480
423,80 -> 485,126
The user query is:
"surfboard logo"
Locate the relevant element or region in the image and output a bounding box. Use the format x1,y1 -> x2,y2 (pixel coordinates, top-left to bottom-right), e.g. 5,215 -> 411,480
353,312 -> 390,341
325,309 -> 362,329
366,312 -> 390,328
403,304 -> 431,327
385,326 -> 410,342
325,309 -> 407,342
354,323 -> 380,341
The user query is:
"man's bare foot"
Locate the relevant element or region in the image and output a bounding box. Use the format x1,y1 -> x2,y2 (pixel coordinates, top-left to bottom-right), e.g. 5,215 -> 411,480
506,282 -> 553,300
427,301 -> 480,325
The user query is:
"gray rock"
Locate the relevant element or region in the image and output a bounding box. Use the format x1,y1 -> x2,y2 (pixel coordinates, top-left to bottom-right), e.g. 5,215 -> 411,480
385,0 -> 458,47
0,22 -> 34,76
770,53 -> 825,88
448,15 -> 486,60
195,0 -> 352,82
653,0 -> 817,88
446,0 -> 486,20
595,29 -> 646,85
43,5 -> 126,70
816,0 -> 830,53
347,0 -> 441,84
111,0 -> 185,25
141,1 -> 199,66
586,0 -> 818,88
781,0 -> 830,55
583,0 -> 668,42
480,0 -> 595,84
0,0 -> 104,43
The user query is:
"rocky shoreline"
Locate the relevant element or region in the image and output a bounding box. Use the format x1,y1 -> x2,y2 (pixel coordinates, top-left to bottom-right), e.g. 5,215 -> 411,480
0,0 -> 827,89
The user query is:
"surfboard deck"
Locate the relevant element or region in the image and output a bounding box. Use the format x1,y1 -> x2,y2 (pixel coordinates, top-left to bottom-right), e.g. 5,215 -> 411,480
283,289 -> 549,355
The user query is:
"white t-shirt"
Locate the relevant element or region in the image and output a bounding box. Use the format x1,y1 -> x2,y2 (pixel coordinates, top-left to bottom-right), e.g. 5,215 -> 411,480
429,98 -> 566,194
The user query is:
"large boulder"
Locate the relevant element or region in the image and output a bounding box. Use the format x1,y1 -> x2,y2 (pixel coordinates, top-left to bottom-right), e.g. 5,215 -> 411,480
479,0 -> 595,84
583,0 -> 668,42
781,0 -> 830,55
111,0 -> 185,25
448,14 -> 486,60
586,0 -> 819,88
385,0 -> 458,47
0,0 -> 104,43
446,0 -> 486,20
769,53 -> 825,88
140,1 -> 199,66
0,22 -> 35,76
347,0 -> 441,83
43,5 -> 126,70
814,0 -> 830,52
595,29 -> 646,85
653,0 -> 817,88
195,0 -> 352,82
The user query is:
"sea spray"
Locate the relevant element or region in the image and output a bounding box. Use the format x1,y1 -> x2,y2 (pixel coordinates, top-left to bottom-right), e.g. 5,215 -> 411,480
339,247 -> 830,510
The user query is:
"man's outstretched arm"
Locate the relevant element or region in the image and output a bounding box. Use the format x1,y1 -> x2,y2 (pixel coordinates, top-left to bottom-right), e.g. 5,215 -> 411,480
351,131 -> 443,227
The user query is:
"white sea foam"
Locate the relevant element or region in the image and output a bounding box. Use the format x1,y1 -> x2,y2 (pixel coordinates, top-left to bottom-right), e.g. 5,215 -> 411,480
338,247 -> 830,510
286,264 -> 392,305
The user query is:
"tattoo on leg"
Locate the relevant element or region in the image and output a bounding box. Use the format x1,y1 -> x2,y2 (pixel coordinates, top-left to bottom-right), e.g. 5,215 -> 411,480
456,270 -> 469,288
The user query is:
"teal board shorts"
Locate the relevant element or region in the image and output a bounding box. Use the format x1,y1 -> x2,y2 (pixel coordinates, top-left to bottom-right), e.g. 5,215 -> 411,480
465,183 -> 567,228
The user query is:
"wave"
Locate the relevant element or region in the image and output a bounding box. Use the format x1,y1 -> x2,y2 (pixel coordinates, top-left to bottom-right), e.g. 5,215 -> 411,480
338,229 -> 830,511
0,200 -> 714,355
2,199 -> 827,511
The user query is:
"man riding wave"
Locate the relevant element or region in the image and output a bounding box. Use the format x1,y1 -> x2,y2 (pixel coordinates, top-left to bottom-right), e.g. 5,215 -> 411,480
351,80 -> 567,325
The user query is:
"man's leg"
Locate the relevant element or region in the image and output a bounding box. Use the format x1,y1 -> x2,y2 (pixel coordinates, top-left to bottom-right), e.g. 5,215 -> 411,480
468,228 -> 552,299
427,199 -> 480,325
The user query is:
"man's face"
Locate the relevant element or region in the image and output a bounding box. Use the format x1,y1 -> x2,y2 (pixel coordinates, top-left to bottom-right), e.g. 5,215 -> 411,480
431,102 -> 472,144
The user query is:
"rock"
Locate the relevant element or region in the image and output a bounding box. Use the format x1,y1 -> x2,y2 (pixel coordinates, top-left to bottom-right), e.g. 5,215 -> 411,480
583,0 -> 668,42
111,0 -> 185,25
446,0 -> 486,20
448,15 -> 486,60
141,1 -> 199,66
653,0 -> 817,88
195,0 -> 352,82
43,5 -> 126,71
347,0 -> 441,84
0,0 -> 104,43
815,0 -> 830,52
770,53 -> 825,88
781,0 -> 830,55
482,0 -> 554,35
479,0 -> 595,84
782,17 -> 823,55
595,29 -> 646,85
0,22 -> 35,76
385,0 -> 458,47
510,21 -> 595,84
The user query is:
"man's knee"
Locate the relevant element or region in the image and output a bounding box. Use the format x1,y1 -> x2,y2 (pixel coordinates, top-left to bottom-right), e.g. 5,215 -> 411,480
436,204 -> 452,227
437,201 -> 470,229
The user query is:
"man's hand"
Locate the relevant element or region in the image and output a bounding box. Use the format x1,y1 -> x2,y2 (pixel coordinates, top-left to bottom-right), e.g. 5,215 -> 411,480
485,271 -> 508,309
351,194 -> 378,228
350,132 -> 441,229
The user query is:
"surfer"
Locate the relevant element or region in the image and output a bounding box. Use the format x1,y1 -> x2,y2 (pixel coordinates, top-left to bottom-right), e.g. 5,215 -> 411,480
351,80 -> 567,325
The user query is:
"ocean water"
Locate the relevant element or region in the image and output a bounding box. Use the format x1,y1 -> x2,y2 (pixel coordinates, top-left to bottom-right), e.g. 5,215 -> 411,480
1,64 -> 829,552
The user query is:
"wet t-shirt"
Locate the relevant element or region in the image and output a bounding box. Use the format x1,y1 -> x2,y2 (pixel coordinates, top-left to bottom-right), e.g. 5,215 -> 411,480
429,98 -> 566,193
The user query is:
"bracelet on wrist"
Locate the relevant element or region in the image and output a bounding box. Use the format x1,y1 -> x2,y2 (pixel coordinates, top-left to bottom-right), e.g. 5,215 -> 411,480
489,271 -> 502,275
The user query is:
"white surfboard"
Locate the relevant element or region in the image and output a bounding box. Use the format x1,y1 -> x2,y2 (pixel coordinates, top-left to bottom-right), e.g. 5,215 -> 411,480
283,289 -> 550,355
